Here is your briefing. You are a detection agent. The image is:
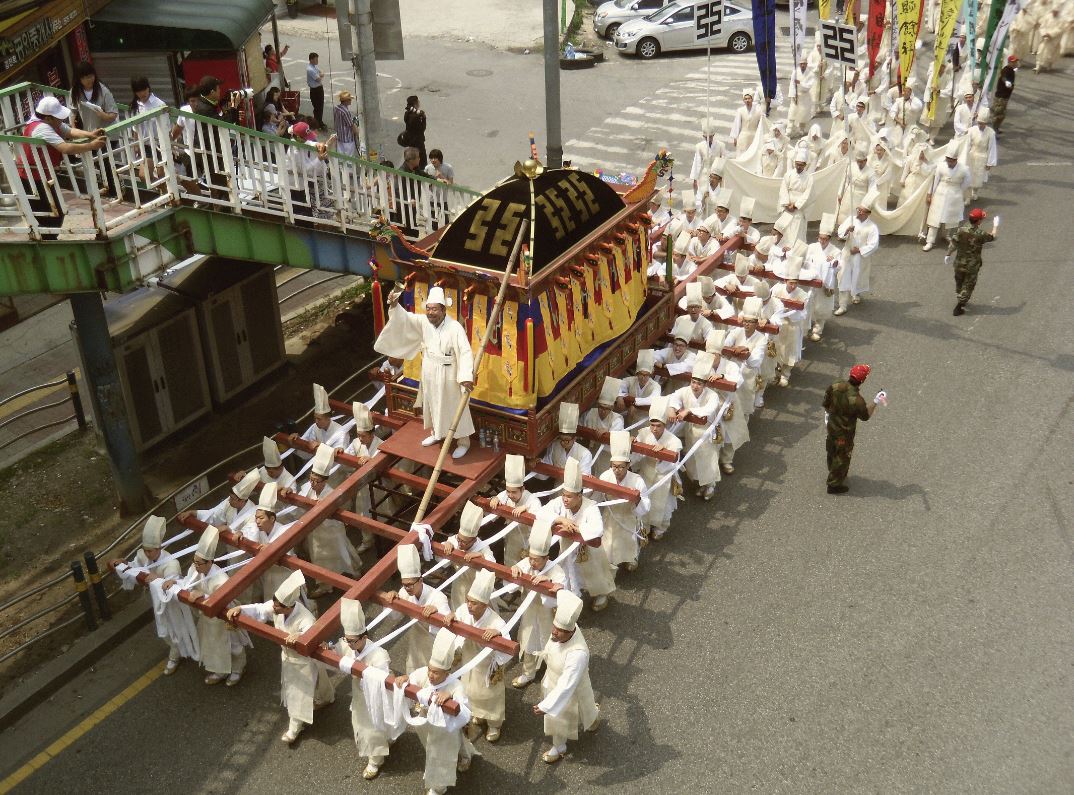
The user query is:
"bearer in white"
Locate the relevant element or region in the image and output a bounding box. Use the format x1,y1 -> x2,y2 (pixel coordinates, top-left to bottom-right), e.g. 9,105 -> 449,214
240,482 -> 293,601
542,458 -> 617,611
344,401 -> 381,554
228,570 -> 336,743
835,188 -> 880,314
923,141 -> 971,251
705,333 -> 749,475
618,349 -> 662,426
539,402 -> 595,475
254,436 -> 295,490
596,430 -> 650,572
533,591 -> 600,765
721,197 -> 761,246
397,628 -> 475,795
452,570 -> 511,744
669,352 -> 721,501
632,396 -> 682,541
581,376 -> 625,478
677,283 -> 715,342
296,383 -> 350,453
330,598 -> 395,780
440,501 -> 496,610
804,213 -> 841,341
769,255 -> 811,388
374,285 -> 476,459
655,319 -> 697,381
178,469 -> 259,529
778,144 -> 815,245
379,543 -> 452,672
488,454 -> 542,566
297,444 -> 357,594
509,516 -> 567,689
723,297 -> 768,412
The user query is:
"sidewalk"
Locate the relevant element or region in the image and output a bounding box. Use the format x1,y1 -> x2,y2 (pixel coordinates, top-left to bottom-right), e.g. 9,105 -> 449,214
275,0 -> 576,51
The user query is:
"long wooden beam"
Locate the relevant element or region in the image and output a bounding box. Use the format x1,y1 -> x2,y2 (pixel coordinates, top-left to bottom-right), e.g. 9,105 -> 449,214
574,425 -> 678,462
531,461 -> 640,506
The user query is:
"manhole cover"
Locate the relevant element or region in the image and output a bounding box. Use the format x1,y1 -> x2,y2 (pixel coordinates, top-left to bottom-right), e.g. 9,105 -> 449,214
466,69 -> 493,77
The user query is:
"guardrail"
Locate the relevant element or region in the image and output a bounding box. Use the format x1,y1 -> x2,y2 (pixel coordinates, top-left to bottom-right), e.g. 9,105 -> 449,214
0,81 -> 480,243
0,371 -> 86,453
0,358 -> 385,665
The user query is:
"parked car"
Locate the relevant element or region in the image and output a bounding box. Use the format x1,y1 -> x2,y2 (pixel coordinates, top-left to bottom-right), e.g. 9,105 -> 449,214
593,0 -> 674,39
614,1 -> 754,60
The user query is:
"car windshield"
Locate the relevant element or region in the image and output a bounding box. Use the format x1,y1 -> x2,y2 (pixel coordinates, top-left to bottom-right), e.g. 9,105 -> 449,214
645,3 -> 678,21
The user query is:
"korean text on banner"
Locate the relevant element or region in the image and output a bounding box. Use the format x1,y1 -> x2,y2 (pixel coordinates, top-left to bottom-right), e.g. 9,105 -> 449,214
963,0 -> 978,72
790,0 -> 807,64
927,0 -> 962,120
896,0 -> 923,87
866,0 -> 887,77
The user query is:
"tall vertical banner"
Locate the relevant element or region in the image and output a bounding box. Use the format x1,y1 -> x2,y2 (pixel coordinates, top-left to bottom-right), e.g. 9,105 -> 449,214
844,0 -> 860,24
790,0 -> 807,64
819,0 -> 831,20
866,0 -> 887,77
963,0 -> 978,73
978,0 -> 1020,105
896,0 -> 923,88
926,0 -> 962,119
977,0 -> 1010,87
751,0 -> 778,109
890,0 -> 900,79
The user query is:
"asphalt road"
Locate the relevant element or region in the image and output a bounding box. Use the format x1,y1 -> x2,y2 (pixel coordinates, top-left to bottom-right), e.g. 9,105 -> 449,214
3,47 -> 1073,795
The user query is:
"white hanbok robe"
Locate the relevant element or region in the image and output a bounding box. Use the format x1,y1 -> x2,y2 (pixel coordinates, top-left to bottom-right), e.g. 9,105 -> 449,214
965,125 -> 997,190
838,161 -> 876,224
541,497 -> 616,598
298,480 -> 355,576
242,518 -> 295,601
668,385 -> 720,488
770,284 -> 810,366
595,469 -> 649,567
407,668 -> 475,791
513,559 -> 566,657
395,583 -> 451,673
787,66 -> 816,129
581,406 -> 625,479
375,303 -> 475,440
654,345 -> 696,379
258,464 -> 295,491
778,168 -> 814,244
899,147 -> 935,205
619,375 -> 662,426
195,496 -> 252,530
690,138 -> 725,185
185,564 -> 251,675
444,533 -> 496,611
333,637 -> 394,759
730,103 -> 763,153
491,488 -> 542,565
712,360 -> 749,450
299,419 -> 350,453
451,604 -> 511,723
804,240 -> 842,322
887,96 -> 923,147
836,215 -> 880,296
631,427 -> 682,530
538,630 -> 598,742
723,326 -> 767,411
540,439 -> 595,476
926,161 -> 971,227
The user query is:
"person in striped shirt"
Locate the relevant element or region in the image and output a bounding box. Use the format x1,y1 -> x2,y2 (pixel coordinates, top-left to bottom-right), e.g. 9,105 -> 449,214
333,91 -> 361,157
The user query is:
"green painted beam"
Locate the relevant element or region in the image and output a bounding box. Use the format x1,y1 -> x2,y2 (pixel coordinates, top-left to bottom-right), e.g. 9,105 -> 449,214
0,207 -> 377,297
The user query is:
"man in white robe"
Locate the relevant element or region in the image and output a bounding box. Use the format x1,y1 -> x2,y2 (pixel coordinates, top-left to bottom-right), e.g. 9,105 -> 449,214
786,57 -> 816,137
668,353 -> 721,501
686,221 -> 719,265
769,256 -> 811,387
723,298 -> 768,411
533,591 -> 600,764
887,82 -> 923,149
378,543 -> 451,673
835,190 -> 881,314
923,141 -> 971,251
254,436 -> 295,490
345,401 -> 383,554
229,570 -> 335,743
654,325 -> 696,383
730,89 -> 763,154
778,145 -> 814,246
540,401 -> 595,475
965,108 -> 998,201
595,431 -> 650,571
618,349 -> 662,427
440,501 -> 496,611
541,458 -> 616,611
452,570 -> 511,744
294,383 -> 350,456
804,213 -> 841,341
690,119 -> 725,191
704,337 -> 749,475
837,143 -> 876,226
697,159 -> 727,219
488,454 -> 542,566
676,285 -> 715,343
632,396 -> 681,541
374,285 -> 475,459
952,89 -> 976,139
509,517 -> 567,689
297,445 -> 356,595
581,376 -> 625,478
720,196 -> 761,247
240,483 -> 293,602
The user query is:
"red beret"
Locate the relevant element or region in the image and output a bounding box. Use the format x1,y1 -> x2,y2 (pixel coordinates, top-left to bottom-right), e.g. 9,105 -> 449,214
1007,55 -> 1019,63
850,364 -> 871,381
968,208 -> 987,221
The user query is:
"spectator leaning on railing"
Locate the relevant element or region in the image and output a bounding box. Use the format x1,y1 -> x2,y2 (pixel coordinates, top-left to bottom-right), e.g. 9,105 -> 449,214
189,76 -> 240,193
17,97 -> 106,238
130,76 -> 168,181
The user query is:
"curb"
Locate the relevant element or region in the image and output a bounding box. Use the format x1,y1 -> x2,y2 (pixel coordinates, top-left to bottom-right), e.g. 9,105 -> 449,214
0,600 -> 152,732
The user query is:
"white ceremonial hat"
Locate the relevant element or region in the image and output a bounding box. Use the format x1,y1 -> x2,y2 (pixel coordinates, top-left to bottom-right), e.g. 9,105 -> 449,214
258,482 -> 278,513
742,87 -> 754,99
429,627 -> 458,670
853,142 -> 868,159
819,213 -> 837,236
785,256 -> 803,281
649,395 -> 671,422
763,139 -> 777,152
196,526 -> 219,560
673,232 -> 691,255
681,189 -> 696,208
773,212 -> 794,235
609,429 -> 632,463
671,315 -> 694,342
701,118 -> 715,136
313,383 -> 330,414
709,157 -> 726,177
341,597 -> 366,636
705,328 -> 727,353
352,401 -> 373,432
698,275 -> 716,298
753,281 -> 771,301
859,187 -> 879,212
741,296 -> 763,321
553,590 -> 584,631
698,218 -> 715,235
262,436 -> 283,468
562,456 -> 583,493
734,254 -> 750,278
528,514 -> 554,557
793,143 -> 810,163
755,236 -> 774,256
977,107 -> 990,123
738,197 -> 755,219
425,286 -> 450,306
558,401 -> 579,434
233,469 -> 261,500
692,351 -> 715,380
504,453 -> 526,488
466,569 -> 496,605
685,281 -> 704,307
636,349 -> 656,374
714,187 -> 733,209
397,543 -> 421,579
311,443 -> 335,477
274,570 -> 305,607
598,376 -> 622,407
142,515 -> 166,548
458,500 -> 483,538
944,140 -> 961,159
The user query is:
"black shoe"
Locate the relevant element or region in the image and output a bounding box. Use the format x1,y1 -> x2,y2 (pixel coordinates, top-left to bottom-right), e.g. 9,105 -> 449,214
827,485 -> 849,494
953,304 -> 965,316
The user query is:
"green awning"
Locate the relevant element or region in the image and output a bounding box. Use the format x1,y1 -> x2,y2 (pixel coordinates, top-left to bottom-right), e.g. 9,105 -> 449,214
89,0 -> 275,52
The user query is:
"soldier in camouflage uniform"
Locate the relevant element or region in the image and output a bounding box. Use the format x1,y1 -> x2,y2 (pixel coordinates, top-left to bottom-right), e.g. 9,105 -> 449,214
822,364 -> 882,494
947,207 -> 998,316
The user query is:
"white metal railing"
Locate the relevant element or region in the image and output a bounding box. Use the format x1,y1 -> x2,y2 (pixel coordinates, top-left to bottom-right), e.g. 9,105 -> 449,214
0,82 -> 480,243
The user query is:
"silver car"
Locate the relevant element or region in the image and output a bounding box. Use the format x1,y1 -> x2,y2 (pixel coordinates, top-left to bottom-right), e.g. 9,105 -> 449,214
593,0 -> 673,39
614,1 -> 754,60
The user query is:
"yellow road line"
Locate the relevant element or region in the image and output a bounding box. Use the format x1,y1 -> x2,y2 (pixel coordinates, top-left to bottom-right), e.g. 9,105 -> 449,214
0,368 -> 81,424
0,663 -> 163,794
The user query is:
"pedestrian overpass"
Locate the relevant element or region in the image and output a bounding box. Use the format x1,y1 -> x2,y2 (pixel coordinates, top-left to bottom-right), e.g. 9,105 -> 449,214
0,82 -> 481,296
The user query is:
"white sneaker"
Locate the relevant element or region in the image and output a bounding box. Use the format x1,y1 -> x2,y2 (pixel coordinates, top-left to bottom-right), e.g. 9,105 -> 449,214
225,672 -> 243,687
512,673 -> 534,689
778,375 -> 789,387
833,307 -> 847,316
163,659 -> 180,676
451,444 -> 468,459
810,332 -> 821,342
922,242 -> 933,251
421,435 -> 441,447
362,762 -> 381,780
591,595 -> 609,611
702,485 -> 715,501
852,296 -> 861,305
753,394 -> 765,408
